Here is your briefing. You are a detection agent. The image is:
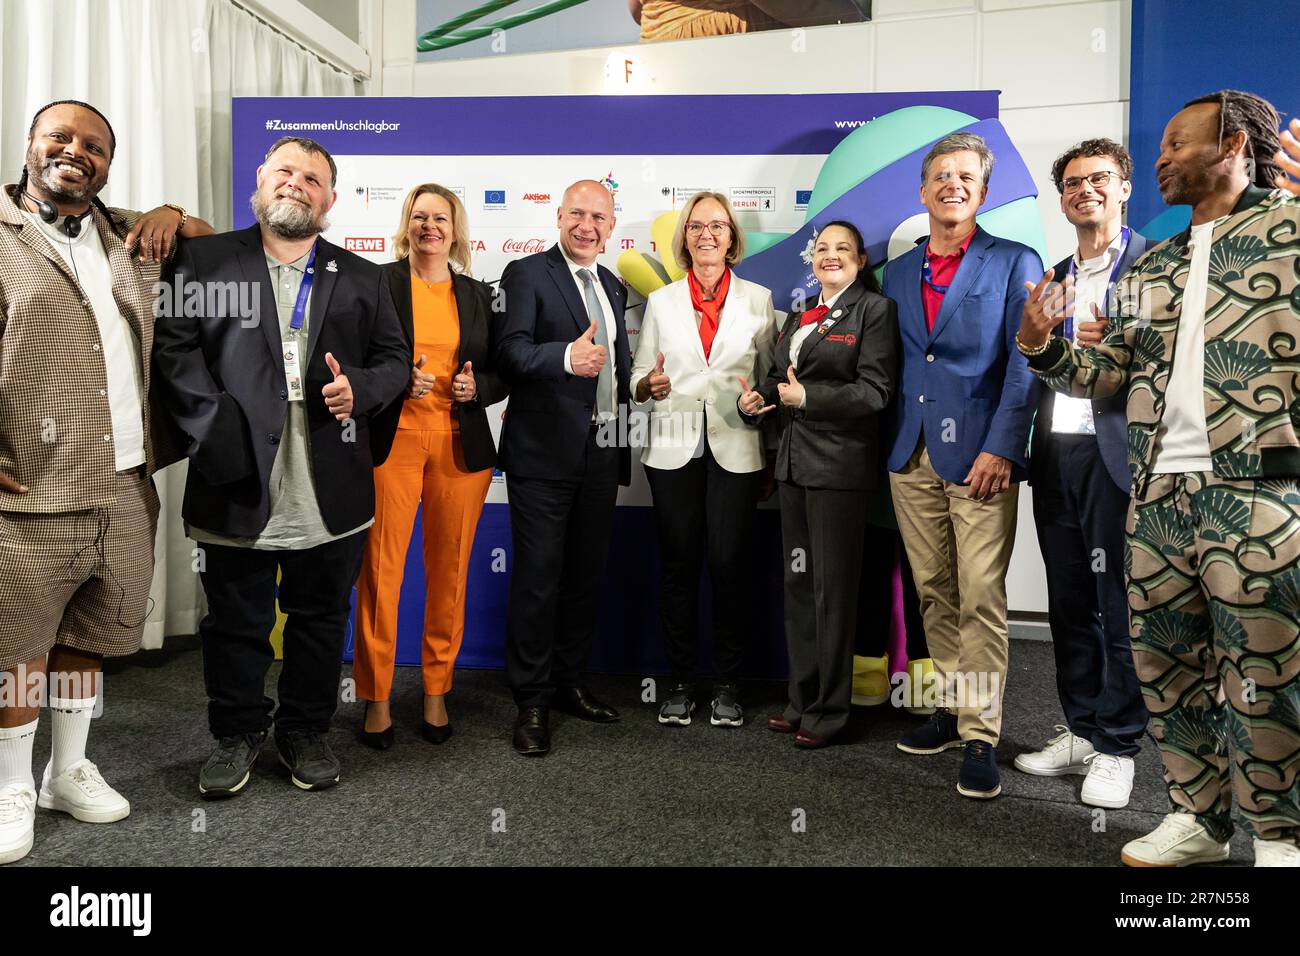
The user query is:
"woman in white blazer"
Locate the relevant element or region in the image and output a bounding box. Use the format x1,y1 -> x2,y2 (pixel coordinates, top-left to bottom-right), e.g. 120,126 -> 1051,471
631,190 -> 776,729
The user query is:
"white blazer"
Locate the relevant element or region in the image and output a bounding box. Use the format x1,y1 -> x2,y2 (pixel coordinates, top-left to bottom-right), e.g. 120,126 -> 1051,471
631,273 -> 776,473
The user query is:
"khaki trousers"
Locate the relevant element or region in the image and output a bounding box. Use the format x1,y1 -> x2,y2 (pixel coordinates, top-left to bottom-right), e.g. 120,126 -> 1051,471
889,440 -> 1018,744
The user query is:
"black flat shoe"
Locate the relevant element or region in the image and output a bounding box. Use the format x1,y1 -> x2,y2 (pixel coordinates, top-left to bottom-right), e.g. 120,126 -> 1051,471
421,719 -> 453,745
357,703 -> 394,751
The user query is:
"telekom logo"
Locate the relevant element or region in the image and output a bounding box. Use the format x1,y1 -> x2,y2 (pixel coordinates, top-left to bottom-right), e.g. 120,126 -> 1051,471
502,239 -> 546,254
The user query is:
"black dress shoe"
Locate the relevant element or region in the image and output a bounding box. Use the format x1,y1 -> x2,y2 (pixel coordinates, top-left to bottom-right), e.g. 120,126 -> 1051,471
512,706 -> 550,756
357,703 -> 394,751
421,720 -> 453,745
553,686 -> 620,723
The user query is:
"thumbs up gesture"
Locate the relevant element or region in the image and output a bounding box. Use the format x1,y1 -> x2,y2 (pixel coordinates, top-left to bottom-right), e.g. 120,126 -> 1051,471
737,375 -> 775,417
453,360 -> 477,403
322,351 -> 354,421
777,365 -> 805,408
636,351 -> 672,403
571,318 -> 608,379
408,353 -> 436,399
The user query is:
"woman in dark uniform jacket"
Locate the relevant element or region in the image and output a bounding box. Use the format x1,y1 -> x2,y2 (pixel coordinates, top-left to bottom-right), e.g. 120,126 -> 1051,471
740,220 -> 897,748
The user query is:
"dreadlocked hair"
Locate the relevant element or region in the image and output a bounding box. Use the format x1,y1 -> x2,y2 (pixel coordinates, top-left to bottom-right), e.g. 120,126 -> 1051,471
1184,89 -> 1282,189
15,166 -> 124,239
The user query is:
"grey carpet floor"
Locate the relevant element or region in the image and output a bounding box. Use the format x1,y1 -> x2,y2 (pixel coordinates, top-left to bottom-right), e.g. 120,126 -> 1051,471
11,637 -> 1254,866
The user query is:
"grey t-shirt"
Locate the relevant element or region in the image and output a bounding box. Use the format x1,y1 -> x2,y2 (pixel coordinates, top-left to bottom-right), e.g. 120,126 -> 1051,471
189,249 -> 372,551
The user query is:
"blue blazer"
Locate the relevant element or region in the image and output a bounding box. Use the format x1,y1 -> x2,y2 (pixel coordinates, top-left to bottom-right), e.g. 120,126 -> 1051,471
495,243 -> 632,485
1029,230 -> 1149,494
884,226 -> 1043,483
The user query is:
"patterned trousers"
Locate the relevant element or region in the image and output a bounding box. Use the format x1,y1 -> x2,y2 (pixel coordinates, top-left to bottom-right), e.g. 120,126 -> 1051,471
1127,472 -> 1300,844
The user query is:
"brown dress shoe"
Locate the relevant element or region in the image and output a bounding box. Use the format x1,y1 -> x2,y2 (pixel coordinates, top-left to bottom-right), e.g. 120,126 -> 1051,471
793,728 -> 829,749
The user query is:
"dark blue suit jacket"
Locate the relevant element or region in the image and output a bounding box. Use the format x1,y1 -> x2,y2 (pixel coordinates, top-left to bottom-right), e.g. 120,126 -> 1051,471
1029,230 -> 1148,494
884,226 -> 1043,483
495,243 -> 632,485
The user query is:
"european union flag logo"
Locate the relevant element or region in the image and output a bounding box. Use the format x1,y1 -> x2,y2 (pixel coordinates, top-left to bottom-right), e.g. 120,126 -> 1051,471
795,190 -> 812,206
485,190 -> 505,204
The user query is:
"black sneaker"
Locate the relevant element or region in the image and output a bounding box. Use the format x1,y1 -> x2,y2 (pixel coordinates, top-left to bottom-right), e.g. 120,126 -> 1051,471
275,731 -> 341,791
710,682 -> 743,728
657,683 -> 695,726
957,740 -> 1002,799
198,732 -> 266,799
896,708 -> 961,755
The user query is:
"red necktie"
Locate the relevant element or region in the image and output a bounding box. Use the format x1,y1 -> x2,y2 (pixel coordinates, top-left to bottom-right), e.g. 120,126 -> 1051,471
799,304 -> 830,328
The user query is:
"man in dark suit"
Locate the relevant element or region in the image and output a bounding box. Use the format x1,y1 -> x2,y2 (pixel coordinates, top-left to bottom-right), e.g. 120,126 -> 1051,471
884,132 -> 1042,800
1016,139 -> 1149,811
154,136 -> 408,796
496,179 -> 631,756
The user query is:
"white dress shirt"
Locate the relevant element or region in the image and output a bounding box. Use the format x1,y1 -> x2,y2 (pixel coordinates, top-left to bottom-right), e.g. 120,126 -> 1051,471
790,286 -> 847,408
26,210 -> 145,471
1152,219 -> 1217,473
558,244 -> 618,415
1052,229 -> 1127,435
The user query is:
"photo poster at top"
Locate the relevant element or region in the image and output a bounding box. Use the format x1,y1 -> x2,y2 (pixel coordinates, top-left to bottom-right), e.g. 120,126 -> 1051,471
231,91 -> 1039,676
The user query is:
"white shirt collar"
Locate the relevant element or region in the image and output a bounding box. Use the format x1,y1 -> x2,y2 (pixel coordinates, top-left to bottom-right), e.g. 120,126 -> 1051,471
1072,227 -> 1126,273
558,243 -> 598,279
819,285 -> 848,310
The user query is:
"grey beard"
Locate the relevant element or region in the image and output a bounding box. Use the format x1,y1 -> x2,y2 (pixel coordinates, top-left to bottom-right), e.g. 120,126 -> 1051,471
30,157 -> 99,203
250,191 -> 327,240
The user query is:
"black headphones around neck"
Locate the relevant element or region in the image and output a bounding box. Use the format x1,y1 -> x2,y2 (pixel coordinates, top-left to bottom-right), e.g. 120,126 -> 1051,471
15,168 -> 93,237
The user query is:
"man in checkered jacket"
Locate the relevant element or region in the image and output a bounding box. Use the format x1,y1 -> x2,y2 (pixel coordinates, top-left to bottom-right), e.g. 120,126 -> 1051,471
0,100 -> 213,866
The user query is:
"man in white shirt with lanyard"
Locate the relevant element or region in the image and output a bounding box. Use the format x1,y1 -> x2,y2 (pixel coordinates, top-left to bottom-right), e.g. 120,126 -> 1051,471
1019,139 -> 1150,811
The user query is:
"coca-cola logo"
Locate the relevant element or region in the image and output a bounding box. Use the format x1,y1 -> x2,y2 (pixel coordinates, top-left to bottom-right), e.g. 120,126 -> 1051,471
502,239 -> 547,254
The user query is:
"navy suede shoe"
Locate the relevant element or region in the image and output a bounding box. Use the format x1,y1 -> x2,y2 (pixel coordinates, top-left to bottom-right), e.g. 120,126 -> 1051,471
957,740 -> 1001,799
896,708 -> 961,755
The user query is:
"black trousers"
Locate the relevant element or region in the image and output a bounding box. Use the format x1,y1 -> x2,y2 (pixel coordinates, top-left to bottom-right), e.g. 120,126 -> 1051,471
1032,432 -> 1146,756
198,531 -> 367,739
504,430 -> 619,707
779,480 -> 869,739
644,439 -> 761,684
856,524 -> 929,659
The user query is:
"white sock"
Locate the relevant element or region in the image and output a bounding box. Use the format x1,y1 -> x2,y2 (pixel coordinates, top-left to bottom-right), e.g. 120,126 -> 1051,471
49,697 -> 96,776
0,719 -> 38,793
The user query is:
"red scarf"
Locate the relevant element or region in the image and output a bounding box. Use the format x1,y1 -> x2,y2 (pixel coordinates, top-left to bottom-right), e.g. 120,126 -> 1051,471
688,267 -> 731,361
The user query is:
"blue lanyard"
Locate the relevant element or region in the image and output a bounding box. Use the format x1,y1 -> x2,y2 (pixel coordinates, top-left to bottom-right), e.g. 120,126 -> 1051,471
920,251 -> 952,295
289,243 -> 317,333
1064,226 -> 1129,339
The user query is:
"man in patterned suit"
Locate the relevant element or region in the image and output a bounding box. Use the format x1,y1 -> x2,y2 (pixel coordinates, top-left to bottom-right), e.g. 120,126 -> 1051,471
0,100 -> 212,865
1019,90 -> 1300,868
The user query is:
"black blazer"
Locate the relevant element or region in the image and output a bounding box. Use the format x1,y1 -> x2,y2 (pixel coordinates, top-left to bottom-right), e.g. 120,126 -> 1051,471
1028,230 -> 1148,494
754,278 -> 898,491
495,244 -> 632,485
153,225 -> 410,538
370,259 -> 508,472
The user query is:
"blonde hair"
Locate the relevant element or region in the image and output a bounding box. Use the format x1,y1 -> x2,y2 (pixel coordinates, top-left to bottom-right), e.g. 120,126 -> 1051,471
671,191 -> 746,272
392,183 -> 473,275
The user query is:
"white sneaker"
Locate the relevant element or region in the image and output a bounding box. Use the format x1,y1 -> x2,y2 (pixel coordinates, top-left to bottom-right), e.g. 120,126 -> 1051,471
0,784 -> 36,865
1253,838 -> 1300,867
1081,752 -> 1135,809
1013,726 -> 1094,777
38,759 -> 130,824
1121,812 -> 1230,867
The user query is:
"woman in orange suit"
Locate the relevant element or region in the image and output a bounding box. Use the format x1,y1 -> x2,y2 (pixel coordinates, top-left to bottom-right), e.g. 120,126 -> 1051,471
354,183 -> 506,749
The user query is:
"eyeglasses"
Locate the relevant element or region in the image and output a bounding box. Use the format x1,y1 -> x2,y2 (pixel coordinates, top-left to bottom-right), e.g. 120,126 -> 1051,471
685,220 -> 731,237
1061,170 -> 1123,193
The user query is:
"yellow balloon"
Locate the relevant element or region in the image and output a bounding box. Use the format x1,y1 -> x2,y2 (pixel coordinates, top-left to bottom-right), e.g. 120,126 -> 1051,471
651,210 -> 686,282
618,249 -> 667,298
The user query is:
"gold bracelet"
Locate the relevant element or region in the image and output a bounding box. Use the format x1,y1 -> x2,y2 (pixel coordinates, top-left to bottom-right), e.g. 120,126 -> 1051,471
163,202 -> 188,231
1015,333 -> 1051,357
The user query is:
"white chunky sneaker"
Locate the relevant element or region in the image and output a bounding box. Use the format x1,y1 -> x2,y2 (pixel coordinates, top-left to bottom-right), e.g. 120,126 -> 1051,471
1253,838 -> 1300,867
1121,812 -> 1230,867
1080,752 -> 1135,809
0,784 -> 36,865
1013,726 -> 1094,777
38,759 -> 130,824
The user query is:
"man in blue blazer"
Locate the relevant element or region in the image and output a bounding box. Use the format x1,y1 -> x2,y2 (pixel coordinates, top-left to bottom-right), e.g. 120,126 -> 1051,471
884,132 -> 1042,800
496,179 -> 631,756
1016,139 -> 1149,811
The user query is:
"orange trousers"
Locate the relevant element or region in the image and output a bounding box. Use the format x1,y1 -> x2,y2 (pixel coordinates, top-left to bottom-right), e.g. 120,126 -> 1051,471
353,427 -> 492,699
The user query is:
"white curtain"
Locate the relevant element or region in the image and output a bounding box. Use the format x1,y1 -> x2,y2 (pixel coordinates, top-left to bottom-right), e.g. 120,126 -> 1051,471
0,0 -> 355,647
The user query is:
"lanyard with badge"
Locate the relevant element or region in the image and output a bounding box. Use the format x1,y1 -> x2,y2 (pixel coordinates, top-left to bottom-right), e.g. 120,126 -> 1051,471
282,243 -> 316,402
920,252 -> 952,296
1064,225 -> 1129,340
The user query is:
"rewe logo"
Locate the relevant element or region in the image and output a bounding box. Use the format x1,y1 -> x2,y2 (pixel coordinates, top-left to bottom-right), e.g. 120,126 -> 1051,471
50,886 -> 151,936
344,237 -> 384,253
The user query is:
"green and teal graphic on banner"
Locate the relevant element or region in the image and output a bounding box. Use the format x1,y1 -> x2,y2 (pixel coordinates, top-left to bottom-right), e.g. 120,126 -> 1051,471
231,91 -> 1042,674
